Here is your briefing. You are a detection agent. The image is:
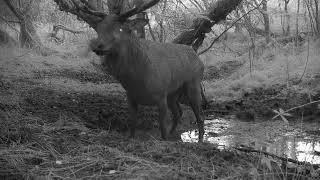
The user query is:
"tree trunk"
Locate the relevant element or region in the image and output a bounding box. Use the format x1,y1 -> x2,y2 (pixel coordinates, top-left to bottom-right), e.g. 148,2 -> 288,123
19,18 -> 42,48
305,0 -> 318,36
135,12 -> 146,39
158,0 -> 167,42
0,29 -> 18,46
261,0 -> 270,43
284,0 -> 290,36
233,10 -> 243,34
314,0 -> 320,37
3,0 -> 41,48
132,0 -> 146,39
295,0 -> 300,47
239,4 -> 255,38
3,0 -> 54,55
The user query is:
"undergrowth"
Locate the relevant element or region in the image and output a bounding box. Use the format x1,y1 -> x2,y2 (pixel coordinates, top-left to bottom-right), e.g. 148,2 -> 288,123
204,39 -> 320,103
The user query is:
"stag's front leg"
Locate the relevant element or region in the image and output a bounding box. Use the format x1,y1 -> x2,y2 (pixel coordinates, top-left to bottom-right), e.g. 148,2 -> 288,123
127,95 -> 138,138
157,95 -> 169,140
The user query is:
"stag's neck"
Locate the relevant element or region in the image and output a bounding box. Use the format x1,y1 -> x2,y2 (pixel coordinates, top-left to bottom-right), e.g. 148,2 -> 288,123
103,35 -> 149,80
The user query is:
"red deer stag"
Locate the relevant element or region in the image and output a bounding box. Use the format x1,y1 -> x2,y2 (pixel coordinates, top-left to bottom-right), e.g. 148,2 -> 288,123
89,0 -> 204,142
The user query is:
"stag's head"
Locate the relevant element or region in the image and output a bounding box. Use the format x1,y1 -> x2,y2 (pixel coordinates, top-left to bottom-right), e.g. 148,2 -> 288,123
88,0 -> 160,56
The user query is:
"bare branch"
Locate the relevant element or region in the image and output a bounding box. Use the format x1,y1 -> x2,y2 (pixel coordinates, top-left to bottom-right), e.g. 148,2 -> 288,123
235,147 -> 317,166
172,0 -> 243,51
120,0 -> 160,19
53,0 -> 105,30
188,0 -> 204,11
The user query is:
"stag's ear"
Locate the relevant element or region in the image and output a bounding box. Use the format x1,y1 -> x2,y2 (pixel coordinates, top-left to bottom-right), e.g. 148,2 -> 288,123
126,18 -> 148,31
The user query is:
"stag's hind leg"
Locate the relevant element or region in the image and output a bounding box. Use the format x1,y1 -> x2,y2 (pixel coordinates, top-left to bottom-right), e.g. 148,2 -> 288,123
168,92 -> 182,134
185,80 -> 204,142
155,94 -> 169,140
127,95 -> 138,138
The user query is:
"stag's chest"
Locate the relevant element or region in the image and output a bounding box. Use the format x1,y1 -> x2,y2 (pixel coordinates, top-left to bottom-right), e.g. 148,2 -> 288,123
119,76 -> 158,105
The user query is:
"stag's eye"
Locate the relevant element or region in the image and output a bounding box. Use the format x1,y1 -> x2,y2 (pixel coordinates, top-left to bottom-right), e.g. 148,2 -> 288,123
97,44 -> 104,49
119,28 -> 123,32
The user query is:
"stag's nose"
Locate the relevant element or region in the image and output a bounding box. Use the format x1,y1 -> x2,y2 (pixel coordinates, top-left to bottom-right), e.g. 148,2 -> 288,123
93,44 -> 104,52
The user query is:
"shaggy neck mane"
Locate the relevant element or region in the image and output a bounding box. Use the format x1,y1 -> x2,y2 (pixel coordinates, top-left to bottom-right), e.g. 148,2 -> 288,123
102,33 -> 149,79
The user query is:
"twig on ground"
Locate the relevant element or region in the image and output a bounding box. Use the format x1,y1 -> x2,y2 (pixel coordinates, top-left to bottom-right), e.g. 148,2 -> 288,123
235,147 -> 320,168
272,100 -> 320,120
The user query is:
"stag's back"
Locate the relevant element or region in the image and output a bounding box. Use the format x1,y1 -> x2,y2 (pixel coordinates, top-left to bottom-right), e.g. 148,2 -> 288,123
136,39 -> 204,94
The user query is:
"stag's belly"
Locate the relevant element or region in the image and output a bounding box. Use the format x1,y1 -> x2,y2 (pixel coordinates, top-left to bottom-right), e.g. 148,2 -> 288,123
119,74 -> 186,106
127,91 -> 159,105
119,77 -> 164,105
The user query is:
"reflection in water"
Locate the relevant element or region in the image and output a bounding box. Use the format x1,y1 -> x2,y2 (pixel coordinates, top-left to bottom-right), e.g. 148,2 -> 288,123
268,136 -> 320,164
181,118 -> 320,164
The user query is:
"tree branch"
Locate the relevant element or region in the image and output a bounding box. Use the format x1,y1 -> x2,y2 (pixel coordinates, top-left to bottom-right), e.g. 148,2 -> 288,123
172,0 -> 243,51
53,0 -> 104,30
198,2 -> 262,55
3,0 -> 24,20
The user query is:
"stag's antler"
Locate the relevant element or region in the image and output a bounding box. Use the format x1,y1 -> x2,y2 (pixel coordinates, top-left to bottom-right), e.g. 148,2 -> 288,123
53,0 -> 160,29
77,0 -> 107,17
81,6 -> 107,17
120,0 -> 160,19
79,0 -> 160,19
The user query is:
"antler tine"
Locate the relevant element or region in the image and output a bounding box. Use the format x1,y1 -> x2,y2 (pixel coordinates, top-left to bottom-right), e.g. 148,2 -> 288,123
82,6 -> 107,17
120,0 -> 160,19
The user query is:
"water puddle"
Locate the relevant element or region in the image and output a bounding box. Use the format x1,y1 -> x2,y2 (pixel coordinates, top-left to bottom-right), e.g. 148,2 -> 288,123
181,116 -> 320,164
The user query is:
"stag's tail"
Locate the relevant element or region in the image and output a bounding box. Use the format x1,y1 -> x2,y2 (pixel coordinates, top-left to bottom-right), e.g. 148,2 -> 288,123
177,82 -> 209,110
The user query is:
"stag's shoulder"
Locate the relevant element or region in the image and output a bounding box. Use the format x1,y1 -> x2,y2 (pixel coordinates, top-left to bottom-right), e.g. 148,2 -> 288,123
140,39 -> 193,50
140,39 -> 200,59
